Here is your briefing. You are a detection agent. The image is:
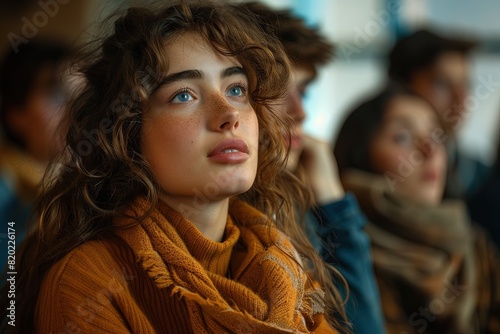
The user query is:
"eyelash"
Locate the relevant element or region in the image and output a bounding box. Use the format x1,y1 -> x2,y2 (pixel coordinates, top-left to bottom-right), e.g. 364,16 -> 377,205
168,82 -> 249,102
228,81 -> 248,94
169,87 -> 191,103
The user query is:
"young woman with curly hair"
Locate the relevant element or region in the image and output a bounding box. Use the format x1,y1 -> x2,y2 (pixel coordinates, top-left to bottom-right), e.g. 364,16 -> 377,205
1,1 -> 349,333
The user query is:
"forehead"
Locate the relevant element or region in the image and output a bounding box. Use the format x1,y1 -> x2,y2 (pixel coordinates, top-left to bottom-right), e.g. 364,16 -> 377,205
432,51 -> 468,76
162,32 -> 242,74
384,95 -> 440,130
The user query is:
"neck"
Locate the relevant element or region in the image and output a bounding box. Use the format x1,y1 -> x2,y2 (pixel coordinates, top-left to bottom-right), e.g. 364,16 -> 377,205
160,194 -> 229,242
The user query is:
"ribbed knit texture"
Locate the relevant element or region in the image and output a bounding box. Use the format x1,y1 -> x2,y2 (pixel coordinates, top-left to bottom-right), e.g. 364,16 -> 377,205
35,197 -> 337,333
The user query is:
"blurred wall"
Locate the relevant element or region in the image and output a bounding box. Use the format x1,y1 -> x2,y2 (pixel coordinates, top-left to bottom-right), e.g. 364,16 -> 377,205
0,0 -> 132,58
0,0 -> 88,55
261,0 -> 500,165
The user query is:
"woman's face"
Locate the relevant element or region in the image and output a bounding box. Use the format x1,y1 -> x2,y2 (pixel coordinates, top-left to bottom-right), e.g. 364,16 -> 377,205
141,33 -> 259,209
370,95 -> 447,205
285,66 -> 314,171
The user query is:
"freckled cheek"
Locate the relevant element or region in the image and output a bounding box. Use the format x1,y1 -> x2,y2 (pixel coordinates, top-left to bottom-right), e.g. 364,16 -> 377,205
239,112 -> 259,164
246,112 -> 259,148
142,115 -> 201,165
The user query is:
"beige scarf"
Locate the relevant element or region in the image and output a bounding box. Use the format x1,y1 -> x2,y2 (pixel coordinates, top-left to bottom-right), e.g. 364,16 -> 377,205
114,197 -> 334,333
342,170 -> 477,333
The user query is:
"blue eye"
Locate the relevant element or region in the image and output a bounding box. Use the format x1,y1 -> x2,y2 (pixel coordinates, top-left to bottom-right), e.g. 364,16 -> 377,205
227,84 -> 246,97
171,90 -> 193,103
393,131 -> 412,146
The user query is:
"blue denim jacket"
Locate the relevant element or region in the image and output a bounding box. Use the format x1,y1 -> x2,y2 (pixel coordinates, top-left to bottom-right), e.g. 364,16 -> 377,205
307,193 -> 386,334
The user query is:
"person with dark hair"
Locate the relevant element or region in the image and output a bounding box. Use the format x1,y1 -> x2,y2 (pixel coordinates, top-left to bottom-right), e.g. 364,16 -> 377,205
244,3 -> 386,334
388,29 -> 489,199
0,2 -> 349,333
334,85 -> 500,334
0,40 -> 69,270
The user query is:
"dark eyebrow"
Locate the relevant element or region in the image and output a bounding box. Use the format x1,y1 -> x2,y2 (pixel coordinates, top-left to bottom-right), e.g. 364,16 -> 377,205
385,116 -> 438,134
222,66 -> 246,79
384,116 -> 415,129
156,70 -> 202,90
154,67 -> 246,92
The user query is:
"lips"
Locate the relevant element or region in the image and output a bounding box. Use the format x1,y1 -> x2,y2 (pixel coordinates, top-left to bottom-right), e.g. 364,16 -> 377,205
422,169 -> 440,182
286,126 -> 303,150
289,134 -> 303,150
208,138 -> 249,164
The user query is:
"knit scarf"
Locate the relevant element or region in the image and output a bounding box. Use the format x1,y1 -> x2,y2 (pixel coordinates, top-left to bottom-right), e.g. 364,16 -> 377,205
342,170 -> 477,333
114,197 -> 333,334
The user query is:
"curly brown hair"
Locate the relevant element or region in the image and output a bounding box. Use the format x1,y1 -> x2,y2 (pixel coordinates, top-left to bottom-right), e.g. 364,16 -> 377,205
1,1 -> 347,332
242,1 -> 334,76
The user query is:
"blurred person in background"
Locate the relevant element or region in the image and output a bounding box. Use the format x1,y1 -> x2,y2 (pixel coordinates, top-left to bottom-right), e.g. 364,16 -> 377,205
0,40 -> 69,269
388,29 -> 489,200
244,3 -> 386,333
334,84 -> 500,334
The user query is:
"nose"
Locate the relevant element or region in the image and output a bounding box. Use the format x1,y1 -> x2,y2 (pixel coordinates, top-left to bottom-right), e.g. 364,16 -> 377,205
208,93 -> 240,131
421,145 -> 435,159
417,136 -> 443,159
287,91 -> 306,124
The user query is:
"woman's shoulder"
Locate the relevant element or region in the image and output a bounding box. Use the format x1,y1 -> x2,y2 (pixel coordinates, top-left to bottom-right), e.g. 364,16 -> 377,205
40,236 -> 135,297
35,236 -> 140,332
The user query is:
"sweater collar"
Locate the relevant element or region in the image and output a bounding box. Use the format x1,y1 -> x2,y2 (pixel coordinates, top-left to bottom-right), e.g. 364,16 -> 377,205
157,200 -> 240,277
114,197 -> 331,333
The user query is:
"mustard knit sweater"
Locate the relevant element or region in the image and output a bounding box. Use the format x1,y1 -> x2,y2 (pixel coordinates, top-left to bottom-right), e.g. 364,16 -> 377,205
35,198 -> 337,333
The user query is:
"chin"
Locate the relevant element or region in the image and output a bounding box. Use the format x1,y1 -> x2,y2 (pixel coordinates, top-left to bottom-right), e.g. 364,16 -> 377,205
429,193 -> 444,206
230,178 -> 255,195
212,175 -> 255,198
210,185 -> 254,201
417,191 -> 442,206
